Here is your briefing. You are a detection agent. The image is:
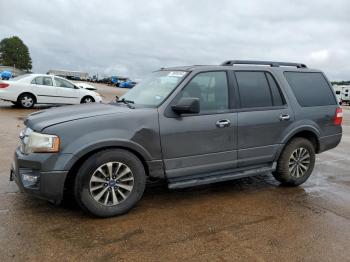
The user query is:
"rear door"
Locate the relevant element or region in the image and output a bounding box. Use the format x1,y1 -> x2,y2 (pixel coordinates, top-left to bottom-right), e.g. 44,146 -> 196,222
234,71 -> 294,167
30,76 -> 56,103
53,77 -> 80,104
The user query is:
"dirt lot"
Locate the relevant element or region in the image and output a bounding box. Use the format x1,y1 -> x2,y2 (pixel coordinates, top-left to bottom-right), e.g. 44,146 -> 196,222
0,84 -> 349,261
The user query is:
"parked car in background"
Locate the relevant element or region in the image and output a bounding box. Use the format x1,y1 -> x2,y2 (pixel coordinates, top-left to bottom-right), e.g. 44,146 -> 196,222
0,74 -> 102,108
10,60 -> 342,217
76,82 -> 97,91
119,80 -> 137,88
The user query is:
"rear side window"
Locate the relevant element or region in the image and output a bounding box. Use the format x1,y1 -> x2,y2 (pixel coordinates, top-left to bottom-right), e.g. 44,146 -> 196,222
284,72 -> 336,107
31,76 -> 53,86
235,71 -> 284,108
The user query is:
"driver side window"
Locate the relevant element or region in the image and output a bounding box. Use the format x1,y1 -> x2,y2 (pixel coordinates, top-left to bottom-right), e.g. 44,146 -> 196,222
54,77 -> 75,89
179,71 -> 229,112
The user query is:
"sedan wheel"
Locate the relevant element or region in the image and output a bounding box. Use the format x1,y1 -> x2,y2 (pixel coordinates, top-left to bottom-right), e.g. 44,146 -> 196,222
19,94 -> 35,108
82,96 -> 94,103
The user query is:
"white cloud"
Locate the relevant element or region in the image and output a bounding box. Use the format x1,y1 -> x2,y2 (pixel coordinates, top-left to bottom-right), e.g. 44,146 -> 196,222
309,50 -> 330,63
0,0 -> 350,80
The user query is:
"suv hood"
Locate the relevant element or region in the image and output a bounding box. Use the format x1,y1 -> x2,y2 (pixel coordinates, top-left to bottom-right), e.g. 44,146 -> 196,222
25,103 -> 130,131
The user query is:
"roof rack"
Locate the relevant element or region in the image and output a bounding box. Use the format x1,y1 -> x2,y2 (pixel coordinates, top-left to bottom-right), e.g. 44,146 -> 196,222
221,60 -> 307,68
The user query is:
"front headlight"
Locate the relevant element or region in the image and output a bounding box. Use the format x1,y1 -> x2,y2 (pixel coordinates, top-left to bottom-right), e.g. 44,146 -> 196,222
26,131 -> 60,153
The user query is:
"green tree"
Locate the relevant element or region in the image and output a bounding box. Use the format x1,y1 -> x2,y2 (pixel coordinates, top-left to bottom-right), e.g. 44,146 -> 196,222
0,36 -> 32,71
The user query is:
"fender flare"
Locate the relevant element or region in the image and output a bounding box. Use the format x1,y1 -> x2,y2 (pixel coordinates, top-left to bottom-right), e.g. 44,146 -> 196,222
64,139 -> 153,171
281,125 -> 321,144
274,125 -> 321,161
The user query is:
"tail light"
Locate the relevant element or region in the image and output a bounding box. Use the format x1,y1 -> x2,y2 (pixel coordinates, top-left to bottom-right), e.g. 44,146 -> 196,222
0,83 -> 9,88
334,107 -> 343,126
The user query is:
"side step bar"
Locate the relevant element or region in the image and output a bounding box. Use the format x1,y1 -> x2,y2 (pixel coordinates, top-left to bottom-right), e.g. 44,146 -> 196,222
168,163 -> 276,189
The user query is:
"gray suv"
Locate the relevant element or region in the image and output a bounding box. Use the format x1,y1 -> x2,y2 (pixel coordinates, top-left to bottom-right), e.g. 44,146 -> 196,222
10,60 -> 343,217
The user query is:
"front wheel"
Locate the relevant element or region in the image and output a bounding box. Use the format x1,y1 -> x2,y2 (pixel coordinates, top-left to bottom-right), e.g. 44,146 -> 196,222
273,137 -> 315,186
81,96 -> 95,103
74,149 -> 146,217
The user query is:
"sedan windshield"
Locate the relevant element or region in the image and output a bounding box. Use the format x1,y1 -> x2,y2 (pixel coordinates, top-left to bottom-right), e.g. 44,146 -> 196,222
119,70 -> 187,107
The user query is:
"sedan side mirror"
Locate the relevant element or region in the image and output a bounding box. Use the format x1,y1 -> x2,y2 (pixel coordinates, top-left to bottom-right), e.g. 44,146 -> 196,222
171,97 -> 200,115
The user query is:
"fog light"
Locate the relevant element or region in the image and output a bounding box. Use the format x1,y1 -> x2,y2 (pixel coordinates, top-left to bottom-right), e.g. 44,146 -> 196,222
21,174 -> 39,188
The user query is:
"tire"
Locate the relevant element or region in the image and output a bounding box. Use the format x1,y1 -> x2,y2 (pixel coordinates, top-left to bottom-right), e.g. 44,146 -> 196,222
81,96 -> 95,103
18,93 -> 35,108
273,137 -> 315,186
74,149 -> 146,217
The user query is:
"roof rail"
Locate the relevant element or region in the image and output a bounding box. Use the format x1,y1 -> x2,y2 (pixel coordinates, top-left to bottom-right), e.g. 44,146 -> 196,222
221,60 -> 307,68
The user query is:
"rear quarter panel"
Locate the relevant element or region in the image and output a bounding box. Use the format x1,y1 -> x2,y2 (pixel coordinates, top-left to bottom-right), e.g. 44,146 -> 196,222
274,69 -> 342,144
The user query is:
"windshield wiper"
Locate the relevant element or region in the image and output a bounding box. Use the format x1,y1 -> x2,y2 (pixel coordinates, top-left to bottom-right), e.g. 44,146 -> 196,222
116,98 -> 135,109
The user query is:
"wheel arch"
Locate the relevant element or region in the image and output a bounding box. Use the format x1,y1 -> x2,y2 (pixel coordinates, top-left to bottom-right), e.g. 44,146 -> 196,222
17,92 -> 37,103
63,144 -> 151,196
80,95 -> 95,103
275,127 -> 321,162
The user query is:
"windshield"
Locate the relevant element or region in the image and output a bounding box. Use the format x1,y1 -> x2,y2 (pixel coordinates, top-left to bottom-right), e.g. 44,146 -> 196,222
120,70 -> 187,107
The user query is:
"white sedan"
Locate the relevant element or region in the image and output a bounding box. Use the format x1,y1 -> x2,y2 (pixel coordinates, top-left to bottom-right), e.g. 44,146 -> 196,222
0,74 -> 102,108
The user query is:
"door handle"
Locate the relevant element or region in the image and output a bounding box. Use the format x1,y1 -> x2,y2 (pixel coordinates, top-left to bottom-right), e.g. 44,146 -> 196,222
280,114 -> 290,121
216,119 -> 231,128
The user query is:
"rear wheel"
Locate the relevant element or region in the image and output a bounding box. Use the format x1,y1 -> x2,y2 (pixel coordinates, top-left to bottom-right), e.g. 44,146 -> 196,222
74,149 -> 146,217
18,93 -> 35,108
273,137 -> 315,186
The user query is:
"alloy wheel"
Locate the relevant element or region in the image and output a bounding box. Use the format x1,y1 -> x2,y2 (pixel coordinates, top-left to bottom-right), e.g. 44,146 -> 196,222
89,162 -> 134,206
83,97 -> 93,103
288,147 -> 310,178
21,96 -> 34,108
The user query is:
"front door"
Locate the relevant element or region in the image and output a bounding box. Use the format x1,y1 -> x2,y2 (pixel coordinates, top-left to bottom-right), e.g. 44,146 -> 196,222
159,71 -> 237,179
234,71 -> 294,167
53,77 -> 80,104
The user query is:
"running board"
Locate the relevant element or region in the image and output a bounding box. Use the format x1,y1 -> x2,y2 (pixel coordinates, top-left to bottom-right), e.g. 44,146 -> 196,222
168,163 -> 276,189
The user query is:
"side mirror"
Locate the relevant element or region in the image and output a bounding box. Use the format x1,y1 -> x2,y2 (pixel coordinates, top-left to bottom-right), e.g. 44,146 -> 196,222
74,85 -> 80,89
171,97 -> 200,115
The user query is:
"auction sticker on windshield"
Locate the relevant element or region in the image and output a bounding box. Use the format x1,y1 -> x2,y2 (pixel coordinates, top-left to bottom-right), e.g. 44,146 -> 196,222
167,71 -> 186,77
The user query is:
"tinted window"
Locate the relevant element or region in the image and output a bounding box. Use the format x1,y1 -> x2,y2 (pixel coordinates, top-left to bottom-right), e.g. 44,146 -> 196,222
31,76 -> 53,86
266,73 -> 284,106
236,72 -> 272,108
284,72 -> 336,107
179,71 -> 228,112
55,77 -> 75,89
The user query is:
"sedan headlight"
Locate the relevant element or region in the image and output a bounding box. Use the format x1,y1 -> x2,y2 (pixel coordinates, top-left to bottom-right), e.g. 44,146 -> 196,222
21,128 -> 60,153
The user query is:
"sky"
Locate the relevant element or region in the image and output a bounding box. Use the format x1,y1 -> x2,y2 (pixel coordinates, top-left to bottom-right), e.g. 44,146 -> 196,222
0,0 -> 350,80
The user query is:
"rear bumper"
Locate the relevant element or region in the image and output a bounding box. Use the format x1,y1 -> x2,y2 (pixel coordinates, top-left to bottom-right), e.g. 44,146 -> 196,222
10,148 -> 68,204
0,90 -> 16,102
319,133 -> 342,153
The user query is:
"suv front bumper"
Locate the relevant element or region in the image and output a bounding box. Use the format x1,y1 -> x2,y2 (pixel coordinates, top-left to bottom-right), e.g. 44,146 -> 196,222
10,148 -> 69,204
